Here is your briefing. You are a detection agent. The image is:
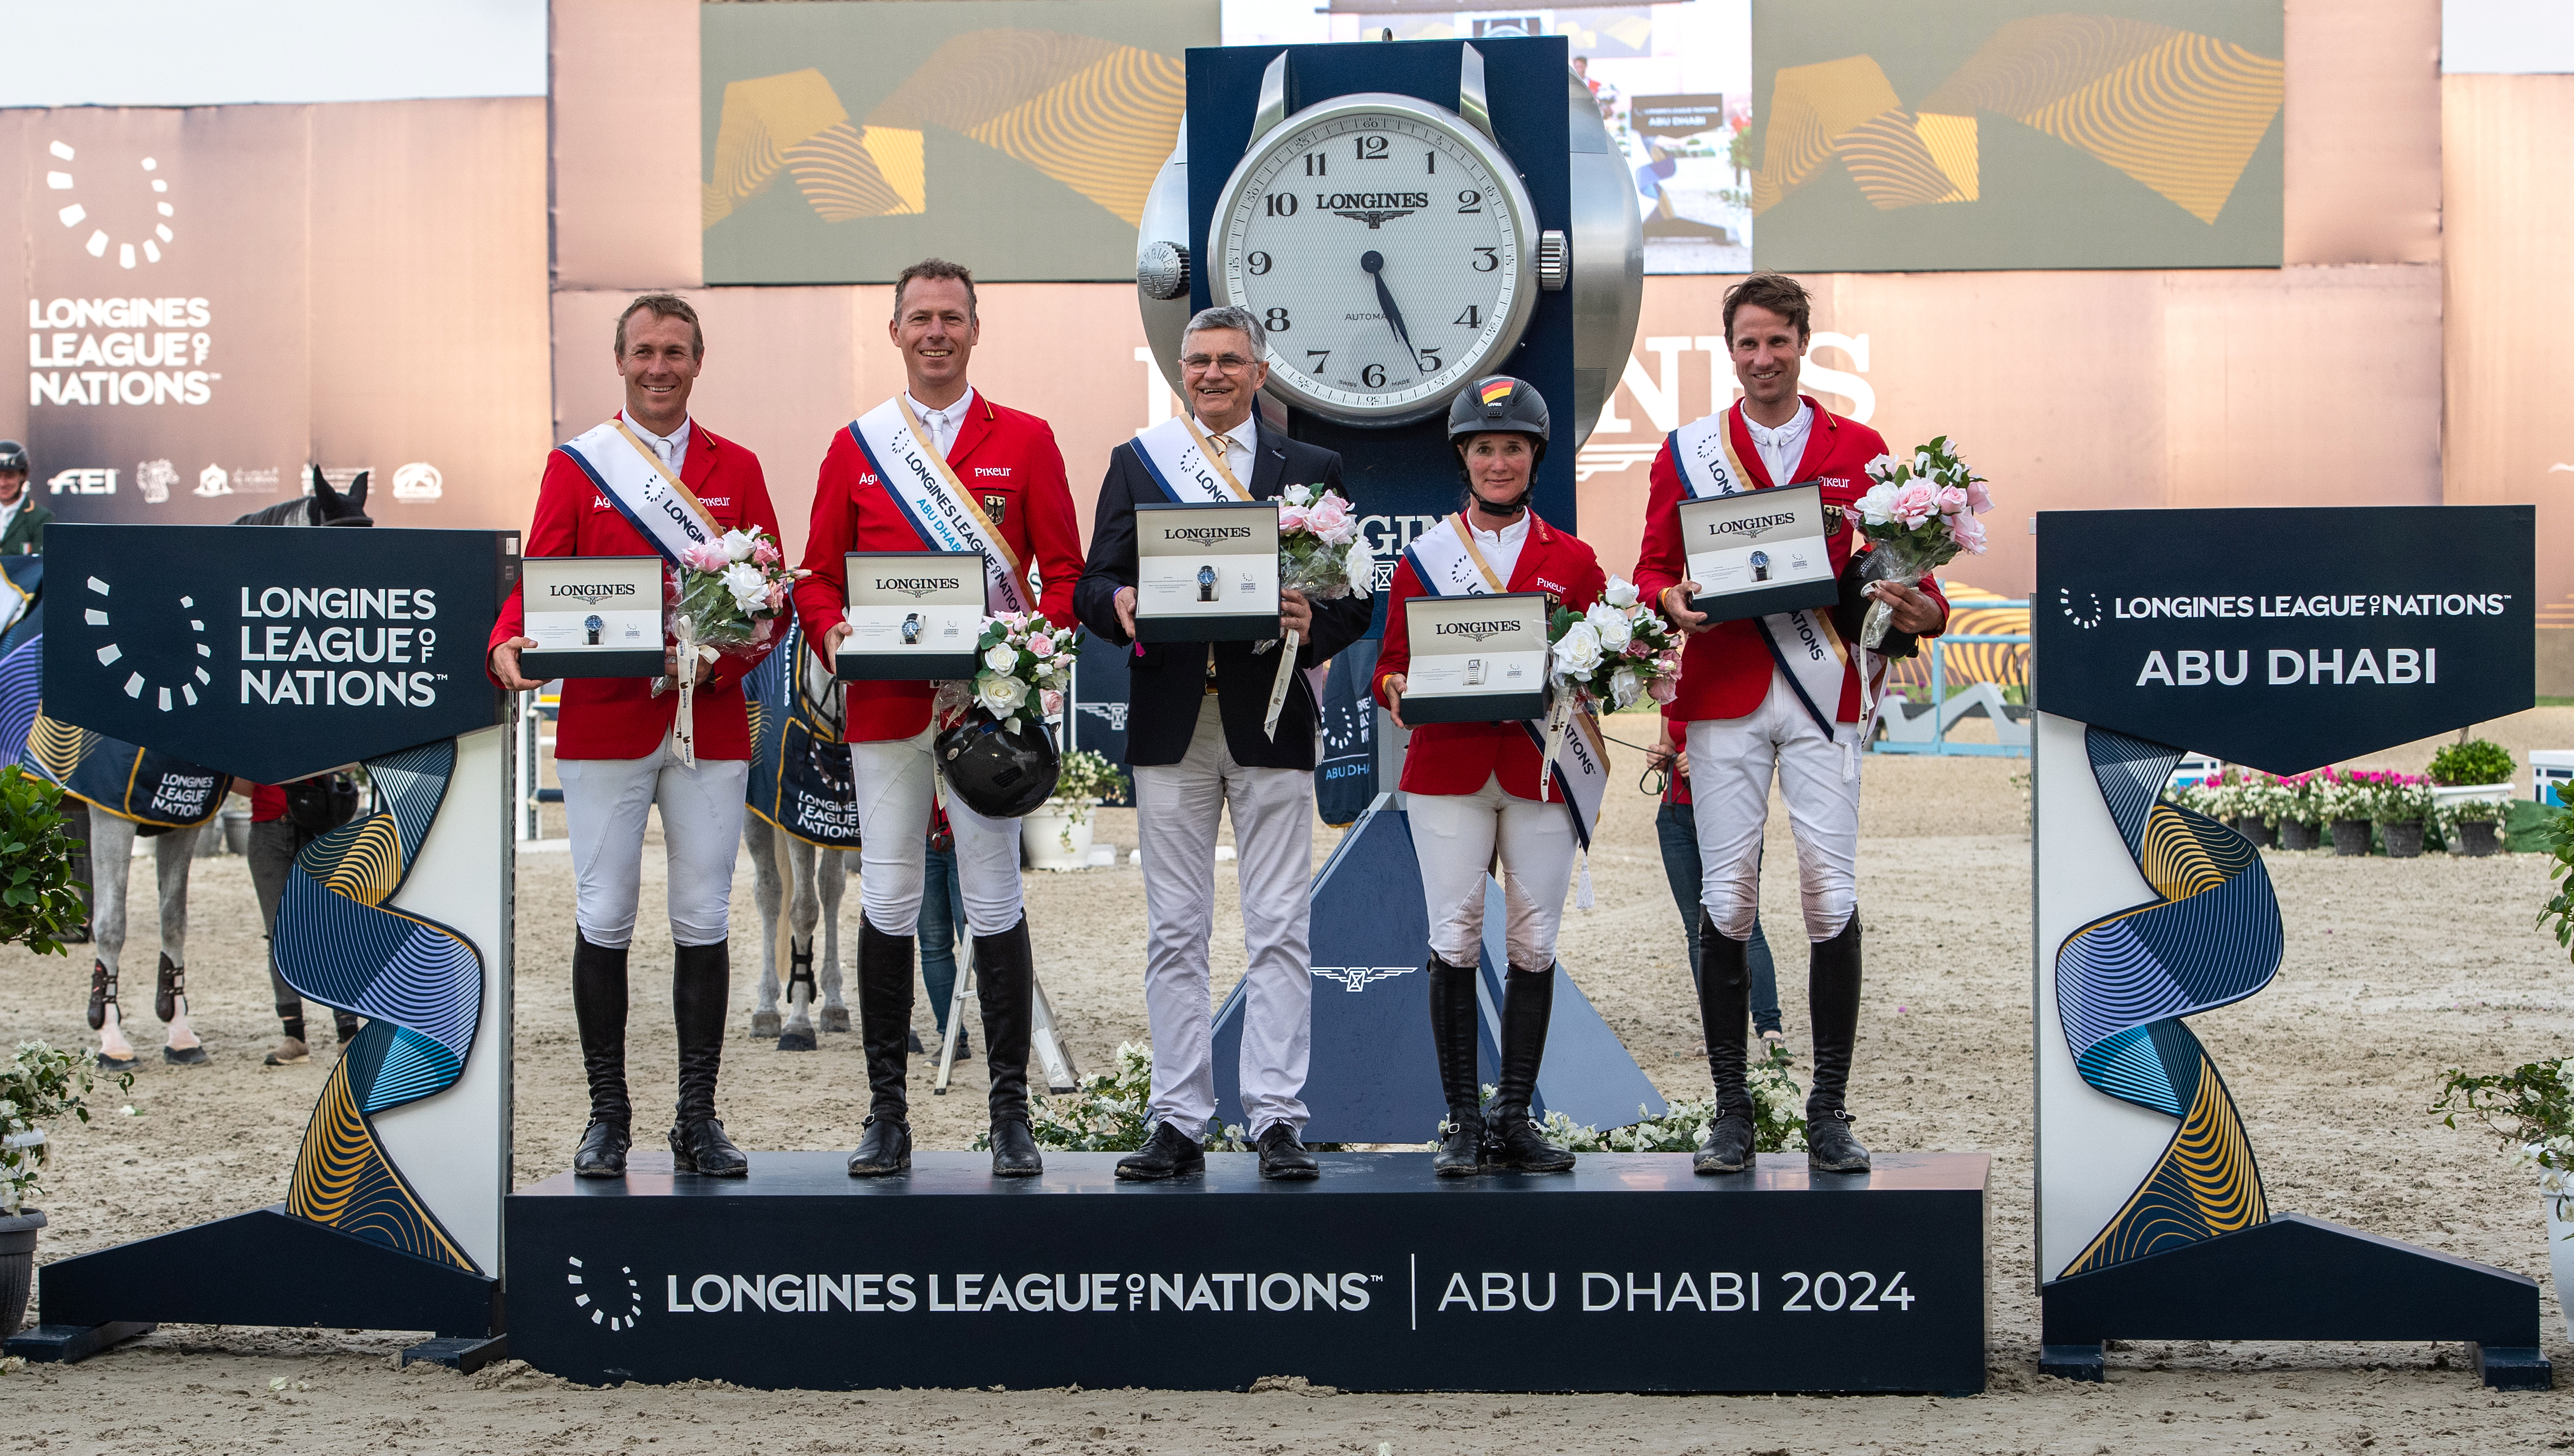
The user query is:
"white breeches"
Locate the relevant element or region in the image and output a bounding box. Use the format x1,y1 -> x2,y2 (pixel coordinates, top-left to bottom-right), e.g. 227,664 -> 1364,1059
1133,698 -> 1313,1137
850,727 -> 1024,940
558,725 -> 749,949
1685,666 -> 1861,943
1408,773 -> 1578,972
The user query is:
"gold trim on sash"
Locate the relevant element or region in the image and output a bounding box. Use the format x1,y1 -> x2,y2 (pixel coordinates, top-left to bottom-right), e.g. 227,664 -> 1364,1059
610,420 -> 723,541
896,396 -> 1024,579
1446,514 -> 1509,593
1180,414 -> 1254,501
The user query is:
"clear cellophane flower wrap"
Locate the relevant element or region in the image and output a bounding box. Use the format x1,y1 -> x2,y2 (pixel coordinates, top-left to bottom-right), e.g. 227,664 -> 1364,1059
1851,437 -> 1994,650
1256,484 -> 1376,738
930,611 -> 1080,737
657,528 -> 804,765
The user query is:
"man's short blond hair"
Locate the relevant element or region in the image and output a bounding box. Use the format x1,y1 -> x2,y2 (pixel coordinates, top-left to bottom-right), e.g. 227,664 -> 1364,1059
615,293 -> 703,357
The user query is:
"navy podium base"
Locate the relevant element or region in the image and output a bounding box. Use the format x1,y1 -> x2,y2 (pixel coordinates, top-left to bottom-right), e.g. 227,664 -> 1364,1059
507,1150 -> 1990,1393
2039,1213 -> 2551,1390
2,1205 -> 501,1367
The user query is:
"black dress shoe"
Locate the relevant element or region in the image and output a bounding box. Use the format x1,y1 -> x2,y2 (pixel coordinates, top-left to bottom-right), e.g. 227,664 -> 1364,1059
669,1117 -> 748,1177
574,1120 -> 630,1179
847,1115 -> 911,1177
989,1117 -> 1044,1177
1256,1124 -> 1318,1180
1693,1112 -> 1756,1175
1114,1121 -> 1205,1181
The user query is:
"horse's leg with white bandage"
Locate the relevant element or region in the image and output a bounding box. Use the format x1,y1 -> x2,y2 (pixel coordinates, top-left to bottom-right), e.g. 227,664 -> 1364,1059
86,807 -> 137,1065
152,826 -> 202,1058
778,835 -> 821,1051
744,815 -> 784,1039
817,847 -> 850,1032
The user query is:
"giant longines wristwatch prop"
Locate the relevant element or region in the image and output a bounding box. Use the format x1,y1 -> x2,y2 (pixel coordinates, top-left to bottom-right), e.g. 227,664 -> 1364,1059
1136,37 -> 1641,543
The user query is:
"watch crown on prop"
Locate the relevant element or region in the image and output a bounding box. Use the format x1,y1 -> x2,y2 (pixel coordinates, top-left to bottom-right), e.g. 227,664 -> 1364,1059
1138,241 -> 1189,302
1536,230 -> 1569,292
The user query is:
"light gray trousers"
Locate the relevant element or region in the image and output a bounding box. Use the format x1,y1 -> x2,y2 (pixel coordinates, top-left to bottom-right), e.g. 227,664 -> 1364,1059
1133,697 -> 1313,1139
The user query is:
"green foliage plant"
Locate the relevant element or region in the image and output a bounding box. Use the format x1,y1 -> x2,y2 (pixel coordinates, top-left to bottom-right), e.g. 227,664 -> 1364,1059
2429,738 -> 2516,787
2432,1057 -> 2574,1212
0,767 -> 88,957
2,1041 -> 126,1214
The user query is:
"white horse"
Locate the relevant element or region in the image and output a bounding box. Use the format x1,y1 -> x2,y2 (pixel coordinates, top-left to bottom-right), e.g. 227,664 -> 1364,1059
744,651 -> 852,1051
84,806 -> 203,1067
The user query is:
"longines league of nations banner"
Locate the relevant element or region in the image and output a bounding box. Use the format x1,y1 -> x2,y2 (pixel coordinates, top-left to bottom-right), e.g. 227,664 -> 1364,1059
2,0 -> 2562,688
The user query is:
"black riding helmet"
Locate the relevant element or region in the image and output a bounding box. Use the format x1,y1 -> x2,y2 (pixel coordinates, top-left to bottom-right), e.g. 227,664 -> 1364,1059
934,712 -> 1062,821
0,441 -> 27,476
1448,376 -> 1548,512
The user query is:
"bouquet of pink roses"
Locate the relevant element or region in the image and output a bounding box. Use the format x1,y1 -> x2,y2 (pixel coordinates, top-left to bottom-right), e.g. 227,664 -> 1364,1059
934,611 -> 1081,736
1257,483 -> 1376,737
1852,437 -> 1992,649
661,527 -> 802,763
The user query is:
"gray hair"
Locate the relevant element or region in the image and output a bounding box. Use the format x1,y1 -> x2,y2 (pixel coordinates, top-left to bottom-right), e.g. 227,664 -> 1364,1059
1182,305 -> 1265,360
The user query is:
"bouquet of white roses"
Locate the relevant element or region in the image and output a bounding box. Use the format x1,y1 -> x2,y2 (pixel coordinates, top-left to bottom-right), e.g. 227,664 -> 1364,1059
1547,575 -> 1682,712
941,611 -> 1080,737
1852,437 -> 1992,650
1256,483 -> 1377,738
661,527 -> 804,763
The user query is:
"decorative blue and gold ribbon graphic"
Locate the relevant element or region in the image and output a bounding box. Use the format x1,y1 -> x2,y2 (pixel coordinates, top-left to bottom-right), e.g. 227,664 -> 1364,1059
2055,727 -> 2280,1274
275,740 -> 483,1272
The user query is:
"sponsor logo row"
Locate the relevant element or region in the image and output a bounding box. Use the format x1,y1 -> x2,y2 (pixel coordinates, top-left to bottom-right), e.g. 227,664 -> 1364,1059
48,462 -> 443,503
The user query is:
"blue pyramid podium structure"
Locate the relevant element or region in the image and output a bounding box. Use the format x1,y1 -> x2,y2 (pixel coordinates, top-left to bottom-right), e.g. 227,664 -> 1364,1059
1210,796 -> 1666,1143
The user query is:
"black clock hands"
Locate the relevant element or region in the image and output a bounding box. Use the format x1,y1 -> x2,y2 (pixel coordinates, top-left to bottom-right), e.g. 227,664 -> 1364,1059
1360,250 -> 1422,373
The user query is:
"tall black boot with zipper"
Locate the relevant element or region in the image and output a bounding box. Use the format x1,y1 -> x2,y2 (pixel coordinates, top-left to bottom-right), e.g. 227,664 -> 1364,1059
1427,957 -> 1483,1176
1804,914 -> 1871,1172
1484,967 -> 1574,1173
974,915 -> 1043,1177
847,918 -> 915,1176
570,934 -> 631,1178
1693,913 -> 1758,1174
668,939 -> 747,1177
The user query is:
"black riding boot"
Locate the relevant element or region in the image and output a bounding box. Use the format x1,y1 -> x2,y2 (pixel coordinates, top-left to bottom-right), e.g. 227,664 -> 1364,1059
1427,957 -> 1483,1176
1486,967 -> 1574,1172
975,915 -> 1043,1177
570,934 -> 631,1179
1693,912 -> 1757,1174
668,940 -> 746,1177
847,917 -> 915,1176
1805,914 -> 1871,1172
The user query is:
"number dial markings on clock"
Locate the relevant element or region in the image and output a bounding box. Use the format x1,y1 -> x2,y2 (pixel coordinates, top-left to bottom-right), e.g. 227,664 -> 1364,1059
1218,109 -> 1525,420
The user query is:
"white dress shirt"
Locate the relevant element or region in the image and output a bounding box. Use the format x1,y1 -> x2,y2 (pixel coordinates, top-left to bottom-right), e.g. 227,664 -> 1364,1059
1465,510 -> 1531,586
908,387 -> 976,458
626,411 -> 691,478
1743,399 -> 1813,486
1196,414 -> 1258,486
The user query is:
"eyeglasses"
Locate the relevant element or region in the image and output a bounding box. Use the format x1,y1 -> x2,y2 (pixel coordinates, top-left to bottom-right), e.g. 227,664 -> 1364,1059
1179,354 -> 1259,374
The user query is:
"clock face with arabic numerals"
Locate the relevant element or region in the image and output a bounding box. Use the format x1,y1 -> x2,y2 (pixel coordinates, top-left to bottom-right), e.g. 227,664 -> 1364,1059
1213,92 -> 1538,427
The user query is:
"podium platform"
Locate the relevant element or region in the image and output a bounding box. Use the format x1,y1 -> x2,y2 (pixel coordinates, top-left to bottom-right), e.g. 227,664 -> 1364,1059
507,1150 -> 1990,1393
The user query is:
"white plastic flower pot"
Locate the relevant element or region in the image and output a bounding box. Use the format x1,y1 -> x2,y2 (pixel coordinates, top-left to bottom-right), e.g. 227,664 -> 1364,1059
2547,1193 -> 2574,1340
1021,805 -> 1092,872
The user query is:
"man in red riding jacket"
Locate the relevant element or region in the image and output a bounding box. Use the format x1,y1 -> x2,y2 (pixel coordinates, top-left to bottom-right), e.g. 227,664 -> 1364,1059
1634,272 -> 1947,1177
794,258 -> 1085,1181
490,293 -> 783,1181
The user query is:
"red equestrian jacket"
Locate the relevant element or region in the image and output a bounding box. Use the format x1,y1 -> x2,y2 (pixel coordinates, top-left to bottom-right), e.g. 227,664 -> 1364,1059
488,415 -> 783,762
1372,512 -> 1607,800
792,390 -> 1085,744
1633,397 -> 1948,724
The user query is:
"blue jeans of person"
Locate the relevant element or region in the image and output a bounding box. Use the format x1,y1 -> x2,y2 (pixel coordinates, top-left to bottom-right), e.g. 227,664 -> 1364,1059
1655,800 -> 1782,1035
917,844 -> 968,1034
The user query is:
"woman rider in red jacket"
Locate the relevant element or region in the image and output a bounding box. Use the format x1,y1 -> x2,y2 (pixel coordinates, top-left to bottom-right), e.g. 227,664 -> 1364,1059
1373,379 -> 1607,1176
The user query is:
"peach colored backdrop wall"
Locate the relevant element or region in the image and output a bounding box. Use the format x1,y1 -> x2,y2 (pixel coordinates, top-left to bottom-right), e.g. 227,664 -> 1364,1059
548,0 -> 2574,685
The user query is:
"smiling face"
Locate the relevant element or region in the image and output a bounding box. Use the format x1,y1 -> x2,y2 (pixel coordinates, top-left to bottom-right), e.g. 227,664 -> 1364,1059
1727,301 -> 1807,420
1179,325 -> 1268,435
616,310 -> 702,437
890,276 -> 979,405
1461,432 -> 1535,517
0,470 -> 22,507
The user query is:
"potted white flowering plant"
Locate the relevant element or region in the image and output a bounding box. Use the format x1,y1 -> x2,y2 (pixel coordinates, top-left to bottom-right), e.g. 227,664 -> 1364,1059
1022,748 -> 1126,870
2434,1056 -> 2574,1335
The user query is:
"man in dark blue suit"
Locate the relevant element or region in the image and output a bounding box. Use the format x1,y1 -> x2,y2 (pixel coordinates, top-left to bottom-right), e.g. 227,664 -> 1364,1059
1075,305 -> 1373,1182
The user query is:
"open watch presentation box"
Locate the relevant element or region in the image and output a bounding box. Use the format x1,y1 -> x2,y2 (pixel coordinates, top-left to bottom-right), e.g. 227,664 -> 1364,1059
838,551 -> 985,680
519,554 -> 665,678
1133,500 -> 1279,643
1399,591 -> 1552,724
1679,481 -> 1839,622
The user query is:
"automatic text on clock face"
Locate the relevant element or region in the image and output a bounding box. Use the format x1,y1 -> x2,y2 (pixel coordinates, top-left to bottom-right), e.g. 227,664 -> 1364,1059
1220,109 -> 1526,421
